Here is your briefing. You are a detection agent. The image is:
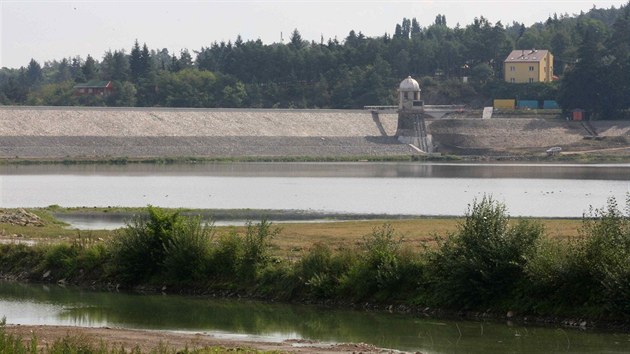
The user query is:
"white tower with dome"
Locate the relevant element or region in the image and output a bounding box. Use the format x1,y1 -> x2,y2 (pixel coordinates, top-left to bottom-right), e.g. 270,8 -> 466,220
396,76 -> 431,152
398,76 -> 423,111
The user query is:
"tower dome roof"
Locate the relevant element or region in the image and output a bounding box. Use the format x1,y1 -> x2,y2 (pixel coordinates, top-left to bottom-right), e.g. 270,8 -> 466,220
399,76 -> 420,91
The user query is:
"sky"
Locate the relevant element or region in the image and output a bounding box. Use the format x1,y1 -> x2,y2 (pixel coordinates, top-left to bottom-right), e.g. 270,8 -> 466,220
1,0 -> 628,69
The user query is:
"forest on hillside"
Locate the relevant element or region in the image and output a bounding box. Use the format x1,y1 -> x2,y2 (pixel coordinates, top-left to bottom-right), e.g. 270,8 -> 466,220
1,3 -> 629,119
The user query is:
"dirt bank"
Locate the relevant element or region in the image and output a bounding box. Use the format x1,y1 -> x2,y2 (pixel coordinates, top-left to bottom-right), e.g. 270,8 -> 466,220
4,325 -> 390,353
428,118 -> 630,156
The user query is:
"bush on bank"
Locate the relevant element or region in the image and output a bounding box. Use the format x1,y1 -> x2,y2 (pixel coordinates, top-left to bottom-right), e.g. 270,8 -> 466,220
425,196 -> 543,309
2,196 -> 630,320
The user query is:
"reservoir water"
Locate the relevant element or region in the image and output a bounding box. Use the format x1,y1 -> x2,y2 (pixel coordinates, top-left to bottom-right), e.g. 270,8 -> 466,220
2,163 -> 630,352
1,162 -> 629,217
2,281 -> 630,353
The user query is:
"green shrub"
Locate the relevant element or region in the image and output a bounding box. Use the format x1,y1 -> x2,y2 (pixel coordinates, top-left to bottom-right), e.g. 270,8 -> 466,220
257,260 -> 298,300
207,231 -> 244,281
427,196 -> 543,309
74,242 -> 108,278
206,220 -> 280,283
0,244 -> 42,275
579,196 -> 630,313
296,243 -> 353,299
522,236 -> 592,312
42,243 -> 80,277
162,217 -> 214,283
239,220 -> 280,281
108,206 -> 185,284
339,224 -> 409,301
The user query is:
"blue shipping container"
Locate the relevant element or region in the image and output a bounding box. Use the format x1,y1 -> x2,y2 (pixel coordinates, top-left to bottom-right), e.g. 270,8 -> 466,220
517,100 -> 538,109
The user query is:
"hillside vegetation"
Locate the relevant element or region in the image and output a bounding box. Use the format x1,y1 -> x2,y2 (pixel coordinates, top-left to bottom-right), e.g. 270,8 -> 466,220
1,4 -> 629,119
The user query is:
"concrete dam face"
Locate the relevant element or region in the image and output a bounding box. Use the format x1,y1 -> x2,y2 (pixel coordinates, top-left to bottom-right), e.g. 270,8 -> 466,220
2,104 -> 625,159
0,107 -> 416,159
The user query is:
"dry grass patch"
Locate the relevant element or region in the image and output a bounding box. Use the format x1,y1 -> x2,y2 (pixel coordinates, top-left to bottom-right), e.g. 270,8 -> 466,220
1,212 -> 583,259
217,218 -> 582,258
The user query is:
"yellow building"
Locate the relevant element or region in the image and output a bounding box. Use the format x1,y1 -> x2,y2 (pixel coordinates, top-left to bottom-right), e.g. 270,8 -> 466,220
504,49 -> 554,83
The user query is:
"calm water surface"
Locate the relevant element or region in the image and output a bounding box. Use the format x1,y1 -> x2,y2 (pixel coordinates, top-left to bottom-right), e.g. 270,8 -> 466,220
1,281 -> 630,353
1,162 -> 629,217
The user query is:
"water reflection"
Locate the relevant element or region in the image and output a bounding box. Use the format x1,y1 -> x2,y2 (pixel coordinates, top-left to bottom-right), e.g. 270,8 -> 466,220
1,162 -> 630,179
1,163 -> 629,217
1,281 -> 630,353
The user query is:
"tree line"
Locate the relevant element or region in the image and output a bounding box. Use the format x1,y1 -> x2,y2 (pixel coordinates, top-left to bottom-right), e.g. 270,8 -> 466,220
0,3 -> 628,119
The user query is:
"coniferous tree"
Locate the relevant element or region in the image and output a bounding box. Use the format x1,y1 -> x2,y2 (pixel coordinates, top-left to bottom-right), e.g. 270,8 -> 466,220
70,56 -> 85,82
605,4 -> 630,118
289,29 -> 305,50
55,58 -> 72,83
129,40 -> 143,83
82,55 -> 98,81
558,19 -> 608,118
25,58 -> 43,87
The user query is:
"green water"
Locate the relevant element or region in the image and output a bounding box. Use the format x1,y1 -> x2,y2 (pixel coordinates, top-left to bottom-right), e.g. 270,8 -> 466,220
1,281 -> 629,353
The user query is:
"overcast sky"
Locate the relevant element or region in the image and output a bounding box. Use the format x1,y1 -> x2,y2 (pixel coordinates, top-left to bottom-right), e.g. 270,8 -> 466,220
1,0 -> 627,69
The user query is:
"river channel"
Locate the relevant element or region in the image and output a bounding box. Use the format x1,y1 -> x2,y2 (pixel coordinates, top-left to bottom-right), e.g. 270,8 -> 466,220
1,162 -> 629,218
1,281 -> 630,353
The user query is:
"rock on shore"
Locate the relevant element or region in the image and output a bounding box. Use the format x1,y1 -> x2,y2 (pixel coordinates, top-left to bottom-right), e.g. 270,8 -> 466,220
0,209 -> 44,226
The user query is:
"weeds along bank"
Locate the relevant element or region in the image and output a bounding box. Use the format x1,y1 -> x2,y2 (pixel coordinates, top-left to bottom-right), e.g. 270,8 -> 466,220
2,198 -> 630,324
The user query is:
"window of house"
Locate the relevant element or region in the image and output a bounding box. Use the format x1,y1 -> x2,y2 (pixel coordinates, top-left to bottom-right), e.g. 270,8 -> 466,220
529,66 -> 534,71
510,78 -> 515,83
510,66 -> 515,71
529,78 -> 534,83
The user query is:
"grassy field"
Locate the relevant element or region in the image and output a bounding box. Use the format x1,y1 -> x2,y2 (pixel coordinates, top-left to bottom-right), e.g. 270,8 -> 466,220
251,217 -> 582,257
1,208 -> 583,257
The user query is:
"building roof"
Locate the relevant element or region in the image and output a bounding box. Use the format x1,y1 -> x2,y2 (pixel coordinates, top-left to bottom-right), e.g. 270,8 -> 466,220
73,80 -> 112,89
504,49 -> 550,63
399,76 -> 420,91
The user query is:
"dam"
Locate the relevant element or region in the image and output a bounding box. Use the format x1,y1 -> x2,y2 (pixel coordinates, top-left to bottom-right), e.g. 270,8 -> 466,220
1,105 -> 628,159
1,77 -> 628,160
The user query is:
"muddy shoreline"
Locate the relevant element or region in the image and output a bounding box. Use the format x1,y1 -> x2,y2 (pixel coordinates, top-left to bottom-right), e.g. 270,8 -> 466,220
4,325 -> 387,353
